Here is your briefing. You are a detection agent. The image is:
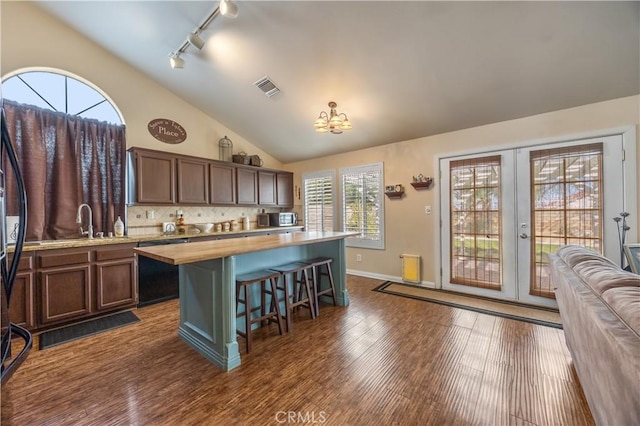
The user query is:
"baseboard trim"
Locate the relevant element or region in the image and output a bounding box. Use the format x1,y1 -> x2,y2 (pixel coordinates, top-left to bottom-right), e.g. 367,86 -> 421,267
346,269 -> 435,288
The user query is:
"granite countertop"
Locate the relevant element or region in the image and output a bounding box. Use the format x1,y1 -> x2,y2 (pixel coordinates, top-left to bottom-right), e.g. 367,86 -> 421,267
9,226 -> 304,252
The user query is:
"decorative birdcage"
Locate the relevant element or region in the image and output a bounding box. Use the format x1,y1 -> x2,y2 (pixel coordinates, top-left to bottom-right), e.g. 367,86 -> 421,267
218,136 -> 233,162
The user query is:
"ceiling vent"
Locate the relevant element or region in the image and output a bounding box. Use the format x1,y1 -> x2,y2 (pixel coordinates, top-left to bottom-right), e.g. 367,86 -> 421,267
253,76 -> 280,97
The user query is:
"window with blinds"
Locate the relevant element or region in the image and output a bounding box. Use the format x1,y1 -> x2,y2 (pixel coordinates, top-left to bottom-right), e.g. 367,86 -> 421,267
303,171 -> 335,232
529,143 -> 604,298
450,156 -> 502,290
340,162 -> 384,249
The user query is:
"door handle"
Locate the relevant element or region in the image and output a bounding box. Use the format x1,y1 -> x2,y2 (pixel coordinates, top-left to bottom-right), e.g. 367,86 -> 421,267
519,233 -> 529,239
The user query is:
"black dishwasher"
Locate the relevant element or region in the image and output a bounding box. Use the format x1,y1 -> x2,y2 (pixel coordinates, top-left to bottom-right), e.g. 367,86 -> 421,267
137,238 -> 189,307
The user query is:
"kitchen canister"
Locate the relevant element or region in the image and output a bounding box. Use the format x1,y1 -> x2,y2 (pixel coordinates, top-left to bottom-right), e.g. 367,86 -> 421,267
243,216 -> 250,230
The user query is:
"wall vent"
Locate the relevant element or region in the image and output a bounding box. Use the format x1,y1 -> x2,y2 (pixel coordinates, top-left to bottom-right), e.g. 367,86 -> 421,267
253,76 -> 280,97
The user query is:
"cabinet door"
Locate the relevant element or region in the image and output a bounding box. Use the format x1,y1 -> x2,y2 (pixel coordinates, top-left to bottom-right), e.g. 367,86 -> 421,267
258,170 -> 277,206
236,167 -> 258,205
95,258 -> 137,310
7,254 -> 35,329
39,264 -> 92,325
135,150 -> 176,204
210,162 -> 236,205
177,157 -> 209,204
276,172 -> 294,207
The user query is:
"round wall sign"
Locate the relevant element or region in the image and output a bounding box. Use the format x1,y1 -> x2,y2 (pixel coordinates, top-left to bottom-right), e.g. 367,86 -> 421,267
147,118 -> 187,144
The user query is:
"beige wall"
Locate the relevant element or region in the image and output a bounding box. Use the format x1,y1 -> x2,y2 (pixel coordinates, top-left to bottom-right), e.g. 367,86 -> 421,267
0,1 -> 282,170
285,96 -> 639,283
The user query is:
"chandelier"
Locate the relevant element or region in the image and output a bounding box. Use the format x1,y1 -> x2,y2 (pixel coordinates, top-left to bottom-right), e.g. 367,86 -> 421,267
314,101 -> 352,134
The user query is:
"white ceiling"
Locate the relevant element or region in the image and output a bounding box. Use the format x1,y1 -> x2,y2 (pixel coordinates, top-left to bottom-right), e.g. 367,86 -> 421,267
34,1 -> 639,163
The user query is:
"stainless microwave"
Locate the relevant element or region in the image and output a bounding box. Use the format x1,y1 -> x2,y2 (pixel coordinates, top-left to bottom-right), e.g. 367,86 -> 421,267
267,212 -> 297,227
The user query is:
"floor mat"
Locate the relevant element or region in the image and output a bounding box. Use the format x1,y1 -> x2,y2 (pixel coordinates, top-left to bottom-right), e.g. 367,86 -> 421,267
39,311 -> 140,349
374,281 -> 562,328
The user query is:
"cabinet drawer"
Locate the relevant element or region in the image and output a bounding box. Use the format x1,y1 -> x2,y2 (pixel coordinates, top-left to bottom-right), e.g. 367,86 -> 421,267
96,246 -> 135,261
38,251 -> 91,268
8,253 -> 34,271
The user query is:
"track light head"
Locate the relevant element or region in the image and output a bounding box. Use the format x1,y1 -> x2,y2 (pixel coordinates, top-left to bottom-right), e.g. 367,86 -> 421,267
220,0 -> 239,18
187,32 -> 205,50
170,54 -> 185,69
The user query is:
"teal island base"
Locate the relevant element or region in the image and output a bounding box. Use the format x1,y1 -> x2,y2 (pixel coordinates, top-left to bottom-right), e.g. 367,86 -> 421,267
177,239 -> 348,371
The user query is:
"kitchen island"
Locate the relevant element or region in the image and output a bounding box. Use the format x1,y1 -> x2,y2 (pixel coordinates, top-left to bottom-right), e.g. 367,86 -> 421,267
134,231 -> 357,371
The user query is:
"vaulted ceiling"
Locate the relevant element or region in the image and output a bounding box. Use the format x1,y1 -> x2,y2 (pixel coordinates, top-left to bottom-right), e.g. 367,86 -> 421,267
34,1 -> 640,163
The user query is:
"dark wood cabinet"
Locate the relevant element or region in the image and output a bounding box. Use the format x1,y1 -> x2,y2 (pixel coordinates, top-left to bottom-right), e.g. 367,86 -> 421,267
38,248 -> 92,325
131,149 -> 176,204
35,243 -> 137,329
129,147 -> 292,207
177,157 -> 209,204
276,172 -> 294,207
236,167 -> 258,205
7,253 -> 35,330
210,162 -> 236,205
258,170 -> 277,206
95,245 -> 137,311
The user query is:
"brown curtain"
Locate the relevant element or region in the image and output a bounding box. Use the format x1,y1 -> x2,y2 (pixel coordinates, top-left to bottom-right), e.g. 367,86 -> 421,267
2,100 -> 125,241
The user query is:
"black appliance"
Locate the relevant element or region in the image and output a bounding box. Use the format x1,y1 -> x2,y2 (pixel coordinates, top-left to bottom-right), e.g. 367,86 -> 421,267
137,238 -> 189,307
1,106 -> 32,384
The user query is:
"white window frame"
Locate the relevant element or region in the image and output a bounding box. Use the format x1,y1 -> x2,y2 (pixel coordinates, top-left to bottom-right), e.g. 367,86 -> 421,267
302,170 -> 336,232
340,162 -> 385,249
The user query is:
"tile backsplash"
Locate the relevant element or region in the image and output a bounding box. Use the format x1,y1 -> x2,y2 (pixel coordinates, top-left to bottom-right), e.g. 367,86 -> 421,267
126,205 -> 300,236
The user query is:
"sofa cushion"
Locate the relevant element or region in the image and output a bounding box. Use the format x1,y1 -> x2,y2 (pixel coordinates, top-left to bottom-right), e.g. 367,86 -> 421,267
578,263 -> 640,295
556,245 -> 617,269
602,286 -> 640,336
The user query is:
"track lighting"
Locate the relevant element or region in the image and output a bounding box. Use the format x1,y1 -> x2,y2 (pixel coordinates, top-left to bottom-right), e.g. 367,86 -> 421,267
187,32 -> 205,50
220,0 -> 239,18
170,54 -> 185,69
168,0 -> 239,69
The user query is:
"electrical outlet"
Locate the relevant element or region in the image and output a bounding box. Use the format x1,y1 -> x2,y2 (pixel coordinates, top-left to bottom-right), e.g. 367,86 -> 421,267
356,254 -> 362,262
176,210 -> 183,217
146,210 -> 155,219
424,205 -> 432,215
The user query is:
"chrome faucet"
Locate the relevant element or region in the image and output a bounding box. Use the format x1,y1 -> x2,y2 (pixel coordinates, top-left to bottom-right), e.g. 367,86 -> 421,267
76,203 -> 94,239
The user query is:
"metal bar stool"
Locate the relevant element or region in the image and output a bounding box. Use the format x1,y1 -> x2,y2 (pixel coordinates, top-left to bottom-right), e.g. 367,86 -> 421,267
306,257 -> 337,317
269,262 -> 316,332
236,269 -> 285,354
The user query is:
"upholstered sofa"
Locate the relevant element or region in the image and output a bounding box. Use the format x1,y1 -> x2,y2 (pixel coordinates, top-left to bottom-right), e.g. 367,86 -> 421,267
549,245 -> 640,425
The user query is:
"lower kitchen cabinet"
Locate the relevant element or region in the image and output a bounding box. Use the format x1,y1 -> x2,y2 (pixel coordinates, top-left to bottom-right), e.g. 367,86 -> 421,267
38,248 -> 92,325
7,253 -> 35,330
35,243 -> 138,329
95,245 -> 137,311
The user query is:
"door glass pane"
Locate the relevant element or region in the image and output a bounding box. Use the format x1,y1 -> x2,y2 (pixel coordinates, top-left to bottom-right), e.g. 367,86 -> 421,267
450,156 -> 502,290
529,143 -> 603,298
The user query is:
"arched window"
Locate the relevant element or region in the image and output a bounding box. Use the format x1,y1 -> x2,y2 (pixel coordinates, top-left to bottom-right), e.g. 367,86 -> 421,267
1,68 -> 126,241
2,69 -> 123,125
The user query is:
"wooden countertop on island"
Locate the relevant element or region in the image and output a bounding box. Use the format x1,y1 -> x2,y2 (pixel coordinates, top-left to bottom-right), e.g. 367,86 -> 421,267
134,231 -> 358,265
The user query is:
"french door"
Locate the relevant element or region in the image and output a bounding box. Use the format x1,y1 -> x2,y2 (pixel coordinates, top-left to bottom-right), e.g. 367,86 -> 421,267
440,135 -> 625,308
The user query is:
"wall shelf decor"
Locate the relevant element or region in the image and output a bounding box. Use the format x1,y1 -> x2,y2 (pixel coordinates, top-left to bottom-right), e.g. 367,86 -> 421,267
385,184 -> 404,198
411,174 -> 433,189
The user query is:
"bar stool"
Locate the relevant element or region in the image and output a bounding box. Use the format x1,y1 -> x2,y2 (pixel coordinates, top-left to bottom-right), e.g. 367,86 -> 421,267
306,257 -> 337,317
269,262 -> 316,332
235,269 -> 285,354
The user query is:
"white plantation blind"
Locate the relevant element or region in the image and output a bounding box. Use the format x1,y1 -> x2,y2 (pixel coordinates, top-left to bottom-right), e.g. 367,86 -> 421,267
340,162 -> 384,249
303,170 -> 335,232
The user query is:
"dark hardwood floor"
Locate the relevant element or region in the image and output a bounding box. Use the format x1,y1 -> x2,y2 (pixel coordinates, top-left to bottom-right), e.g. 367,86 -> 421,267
1,275 -> 594,425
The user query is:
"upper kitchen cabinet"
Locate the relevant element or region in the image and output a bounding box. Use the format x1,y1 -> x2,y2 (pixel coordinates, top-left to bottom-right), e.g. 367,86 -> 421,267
177,157 -> 209,204
128,148 -> 175,204
276,172 -> 294,207
236,166 -> 258,205
258,170 -> 277,206
210,162 -> 236,205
